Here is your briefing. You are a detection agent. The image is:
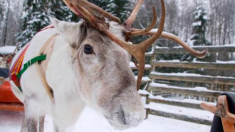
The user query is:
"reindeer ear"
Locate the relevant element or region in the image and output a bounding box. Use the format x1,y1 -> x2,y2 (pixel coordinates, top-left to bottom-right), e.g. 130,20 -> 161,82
50,17 -> 84,48
50,17 -> 60,28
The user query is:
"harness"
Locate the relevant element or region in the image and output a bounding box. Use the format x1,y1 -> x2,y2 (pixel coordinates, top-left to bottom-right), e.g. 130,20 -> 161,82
10,26 -> 58,102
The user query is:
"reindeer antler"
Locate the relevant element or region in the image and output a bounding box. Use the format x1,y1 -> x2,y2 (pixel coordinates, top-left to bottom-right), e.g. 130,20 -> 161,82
63,0 -> 207,90
64,0 -> 120,23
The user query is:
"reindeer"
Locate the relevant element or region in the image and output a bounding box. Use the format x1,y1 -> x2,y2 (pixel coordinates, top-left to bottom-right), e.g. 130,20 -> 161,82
9,0 -> 207,132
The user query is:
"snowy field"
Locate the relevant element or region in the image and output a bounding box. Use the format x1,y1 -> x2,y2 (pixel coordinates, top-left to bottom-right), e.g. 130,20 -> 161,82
0,107 -> 211,132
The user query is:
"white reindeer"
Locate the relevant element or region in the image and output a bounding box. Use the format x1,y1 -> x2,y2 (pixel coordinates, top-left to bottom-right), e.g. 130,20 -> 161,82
10,0 -> 206,132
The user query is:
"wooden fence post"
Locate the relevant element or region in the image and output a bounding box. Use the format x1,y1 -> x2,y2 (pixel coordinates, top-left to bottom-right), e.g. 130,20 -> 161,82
146,94 -> 150,105
145,108 -> 150,119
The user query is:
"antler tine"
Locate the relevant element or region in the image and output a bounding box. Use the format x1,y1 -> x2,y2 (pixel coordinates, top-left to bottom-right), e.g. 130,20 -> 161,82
70,1 -> 97,27
130,6 -> 157,36
141,30 -> 207,58
161,32 -> 207,58
63,0 -> 82,16
124,0 -> 145,29
134,0 -> 165,90
138,0 -> 165,50
64,0 -> 120,23
74,0 -> 121,23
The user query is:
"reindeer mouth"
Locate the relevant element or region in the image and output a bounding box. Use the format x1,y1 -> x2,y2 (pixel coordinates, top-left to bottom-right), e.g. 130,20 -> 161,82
107,107 -> 129,130
105,106 -> 144,130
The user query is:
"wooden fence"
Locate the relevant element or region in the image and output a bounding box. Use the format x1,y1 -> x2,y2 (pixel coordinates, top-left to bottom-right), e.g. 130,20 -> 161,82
132,45 -> 235,125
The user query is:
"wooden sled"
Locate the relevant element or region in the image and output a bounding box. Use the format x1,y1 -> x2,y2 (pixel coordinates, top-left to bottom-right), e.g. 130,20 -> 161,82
0,80 -> 24,112
201,95 -> 235,132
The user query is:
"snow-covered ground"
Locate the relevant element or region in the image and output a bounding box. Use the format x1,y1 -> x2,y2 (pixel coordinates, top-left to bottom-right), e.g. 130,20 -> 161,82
0,106 -> 211,132
0,46 -> 16,55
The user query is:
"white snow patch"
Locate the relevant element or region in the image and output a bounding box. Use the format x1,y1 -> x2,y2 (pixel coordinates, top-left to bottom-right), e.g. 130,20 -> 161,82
151,72 -> 235,79
129,62 -> 151,69
149,95 -> 215,105
158,60 -> 181,62
146,102 -> 213,121
0,107 -> 210,132
216,60 -> 235,64
0,46 -> 16,55
150,82 -> 214,92
138,90 -> 150,95
135,76 -> 151,82
192,21 -> 201,27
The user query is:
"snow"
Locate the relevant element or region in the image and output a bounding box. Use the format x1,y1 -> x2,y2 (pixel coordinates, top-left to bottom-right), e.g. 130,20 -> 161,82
129,62 -> 151,69
146,102 -> 213,121
148,95 -> 215,105
145,52 -> 154,55
0,46 -> 16,55
151,72 -> 205,77
138,90 -> 150,95
155,44 -> 235,49
149,82 -> 216,92
151,72 -> 235,79
216,60 -> 235,64
192,21 -> 202,27
129,62 -> 136,68
150,29 -> 159,32
203,15 -> 208,20
0,107 -> 211,132
187,39 -> 195,46
158,60 -> 181,62
155,59 -> 235,65
135,76 -> 151,82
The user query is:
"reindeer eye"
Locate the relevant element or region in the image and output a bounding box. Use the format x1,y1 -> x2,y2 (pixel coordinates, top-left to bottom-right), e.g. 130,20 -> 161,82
84,44 -> 93,54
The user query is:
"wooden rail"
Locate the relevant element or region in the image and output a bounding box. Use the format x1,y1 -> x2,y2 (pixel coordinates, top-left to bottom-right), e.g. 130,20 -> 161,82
149,84 -> 222,98
147,97 -> 203,110
146,109 -> 212,125
130,64 -> 152,70
142,45 -> 235,125
145,52 -> 155,57
152,61 -> 235,70
149,72 -> 235,85
155,45 -> 235,54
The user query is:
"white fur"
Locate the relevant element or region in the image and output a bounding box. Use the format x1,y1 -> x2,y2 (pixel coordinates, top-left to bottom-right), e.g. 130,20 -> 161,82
11,18 -> 145,132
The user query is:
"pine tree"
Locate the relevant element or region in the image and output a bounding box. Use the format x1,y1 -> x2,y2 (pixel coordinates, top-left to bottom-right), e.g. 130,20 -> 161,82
88,0 -> 130,22
16,1 -> 50,48
16,0 -> 130,48
16,0 -> 78,48
181,1 -> 214,74
0,3 -> 3,19
109,0 -> 130,22
190,3 -> 209,46
181,2 -> 212,63
48,1 -> 79,22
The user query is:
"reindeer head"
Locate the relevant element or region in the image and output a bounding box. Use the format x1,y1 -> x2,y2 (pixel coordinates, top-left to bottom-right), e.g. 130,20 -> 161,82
50,0 -> 207,130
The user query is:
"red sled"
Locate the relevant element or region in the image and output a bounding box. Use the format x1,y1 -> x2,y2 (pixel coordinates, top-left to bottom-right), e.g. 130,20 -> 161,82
0,81 -> 24,111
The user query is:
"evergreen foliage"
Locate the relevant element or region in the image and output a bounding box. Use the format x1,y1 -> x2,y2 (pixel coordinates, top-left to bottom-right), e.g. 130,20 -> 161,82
0,3 -> 3,19
16,0 -> 78,48
182,2 -> 212,62
16,1 -> 49,48
88,0 -> 130,22
16,0 -> 130,48
111,0 -> 130,22
190,4 -> 209,46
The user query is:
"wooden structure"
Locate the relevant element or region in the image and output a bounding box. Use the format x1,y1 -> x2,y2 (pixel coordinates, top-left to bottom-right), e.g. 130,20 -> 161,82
201,95 -> 235,132
0,81 -> 24,111
133,45 -> 235,125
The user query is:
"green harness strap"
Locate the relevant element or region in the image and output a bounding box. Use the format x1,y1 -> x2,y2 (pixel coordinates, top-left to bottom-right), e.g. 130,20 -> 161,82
17,54 -> 47,80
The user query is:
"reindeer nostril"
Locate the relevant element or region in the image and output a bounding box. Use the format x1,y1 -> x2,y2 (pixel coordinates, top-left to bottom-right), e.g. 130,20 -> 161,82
120,106 -> 127,125
115,106 -> 127,125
